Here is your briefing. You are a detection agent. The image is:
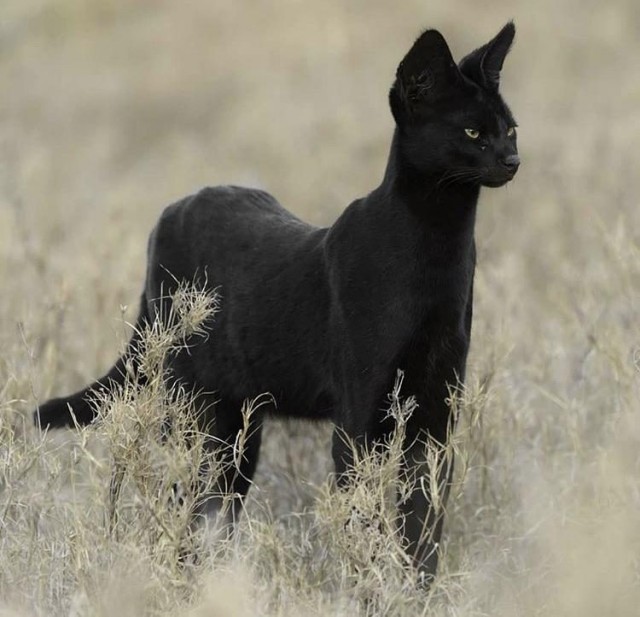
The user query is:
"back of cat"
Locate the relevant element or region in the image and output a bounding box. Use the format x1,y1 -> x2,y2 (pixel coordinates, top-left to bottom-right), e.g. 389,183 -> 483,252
146,185 -> 335,418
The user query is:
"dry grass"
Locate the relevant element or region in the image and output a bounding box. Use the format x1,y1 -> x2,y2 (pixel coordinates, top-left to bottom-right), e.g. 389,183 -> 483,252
2,0 -> 640,614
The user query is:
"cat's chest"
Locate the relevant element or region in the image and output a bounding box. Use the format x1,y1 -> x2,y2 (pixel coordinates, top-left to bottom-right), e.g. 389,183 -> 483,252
403,254 -> 473,317
374,262 -> 471,356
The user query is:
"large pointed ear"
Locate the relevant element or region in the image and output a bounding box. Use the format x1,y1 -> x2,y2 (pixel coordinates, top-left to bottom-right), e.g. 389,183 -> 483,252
458,21 -> 515,92
389,29 -> 462,124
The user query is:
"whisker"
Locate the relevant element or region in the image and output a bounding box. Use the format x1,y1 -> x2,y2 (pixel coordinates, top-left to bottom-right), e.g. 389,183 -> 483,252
434,167 -> 483,194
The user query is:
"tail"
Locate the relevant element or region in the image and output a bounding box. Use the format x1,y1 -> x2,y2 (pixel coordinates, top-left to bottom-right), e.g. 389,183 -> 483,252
33,295 -> 150,430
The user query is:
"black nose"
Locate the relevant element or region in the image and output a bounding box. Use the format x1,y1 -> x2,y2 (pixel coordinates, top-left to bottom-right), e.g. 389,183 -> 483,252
500,154 -> 520,171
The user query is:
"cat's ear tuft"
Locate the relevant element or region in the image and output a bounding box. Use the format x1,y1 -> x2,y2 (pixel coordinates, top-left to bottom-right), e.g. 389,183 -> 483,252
458,21 -> 515,91
389,29 -> 461,125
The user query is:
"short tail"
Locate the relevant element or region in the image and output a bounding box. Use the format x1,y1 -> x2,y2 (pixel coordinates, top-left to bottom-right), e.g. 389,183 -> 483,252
34,295 -> 150,430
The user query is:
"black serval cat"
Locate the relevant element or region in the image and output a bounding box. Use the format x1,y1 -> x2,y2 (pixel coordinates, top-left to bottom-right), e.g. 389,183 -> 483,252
35,22 -> 519,580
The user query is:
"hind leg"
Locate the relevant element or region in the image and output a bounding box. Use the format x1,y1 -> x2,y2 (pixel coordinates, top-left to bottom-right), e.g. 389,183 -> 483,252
191,394 -> 264,541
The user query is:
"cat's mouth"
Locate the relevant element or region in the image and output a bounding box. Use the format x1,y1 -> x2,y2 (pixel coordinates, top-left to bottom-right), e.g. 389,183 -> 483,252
481,166 -> 519,188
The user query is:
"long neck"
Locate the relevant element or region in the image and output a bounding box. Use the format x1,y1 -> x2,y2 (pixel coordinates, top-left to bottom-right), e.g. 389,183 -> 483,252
377,129 -> 479,261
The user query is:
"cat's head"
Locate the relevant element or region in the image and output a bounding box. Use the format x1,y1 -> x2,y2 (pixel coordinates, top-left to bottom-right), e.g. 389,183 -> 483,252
389,22 -> 519,188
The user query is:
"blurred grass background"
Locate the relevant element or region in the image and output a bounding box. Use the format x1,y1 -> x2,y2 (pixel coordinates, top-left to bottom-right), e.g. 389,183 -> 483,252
1,0 -> 640,615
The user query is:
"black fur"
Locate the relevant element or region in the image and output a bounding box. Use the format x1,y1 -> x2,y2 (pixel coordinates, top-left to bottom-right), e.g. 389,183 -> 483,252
34,23 -> 519,580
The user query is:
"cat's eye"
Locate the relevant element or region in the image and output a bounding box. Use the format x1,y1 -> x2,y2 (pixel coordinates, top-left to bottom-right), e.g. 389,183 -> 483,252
465,128 -> 480,139
507,126 -> 516,137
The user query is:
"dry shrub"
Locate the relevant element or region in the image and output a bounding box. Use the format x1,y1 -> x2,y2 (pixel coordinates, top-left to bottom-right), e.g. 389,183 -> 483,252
0,283 -> 239,616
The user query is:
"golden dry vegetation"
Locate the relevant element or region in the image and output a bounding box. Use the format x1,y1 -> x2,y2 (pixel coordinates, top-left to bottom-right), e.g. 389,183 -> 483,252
1,0 -> 640,615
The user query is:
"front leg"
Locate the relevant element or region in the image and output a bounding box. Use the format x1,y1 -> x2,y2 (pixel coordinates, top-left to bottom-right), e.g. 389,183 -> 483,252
398,334 -> 468,581
331,379 -> 395,488
330,367 -> 456,585
397,431 -> 454,583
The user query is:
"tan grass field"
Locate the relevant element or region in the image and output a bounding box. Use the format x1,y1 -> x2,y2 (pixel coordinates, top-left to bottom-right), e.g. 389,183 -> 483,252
1,0 -> 640,614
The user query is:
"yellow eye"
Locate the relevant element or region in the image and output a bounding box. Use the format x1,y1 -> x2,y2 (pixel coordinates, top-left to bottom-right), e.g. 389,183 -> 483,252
507,126 -> 516,137
465,128 -> 480,139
